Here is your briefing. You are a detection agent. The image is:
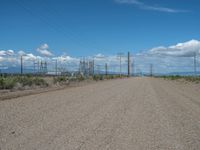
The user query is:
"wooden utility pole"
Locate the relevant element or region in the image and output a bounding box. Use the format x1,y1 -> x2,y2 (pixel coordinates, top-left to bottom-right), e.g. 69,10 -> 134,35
131,57 -> 134,77
93,59 -> 95,76
33,60 -> 35,74
150,64 -> 153,77
194,52 -> 197,76
128,52 -> 131,77
105,63 -> 108,76
55,59 -> 58,76
20,56 -> 23,75
117,53 -> 124,77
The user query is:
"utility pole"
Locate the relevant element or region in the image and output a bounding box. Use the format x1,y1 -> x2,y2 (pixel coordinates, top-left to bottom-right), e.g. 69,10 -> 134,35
44,61 -> 47,74
55,59 -> 58,76
37,60 -> 40,74
93,58 -> 95,76
128,52 -> 131,77
105,63 -> 108,76
150,64 -> 153,77
194,52 -> 197,76
20,55 -> 23,75
131,57 -> 134,77
33,60 -> 36,74
117,53 -> 124,77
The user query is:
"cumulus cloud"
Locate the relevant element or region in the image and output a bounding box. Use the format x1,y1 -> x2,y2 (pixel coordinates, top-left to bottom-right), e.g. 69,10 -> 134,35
18,50 -> 26,56
0,56 -> 5,62
23,53 -> 37,61
115,0 -> 187,13
132,39 -> 200,74
53,55 -> 79,64
37,44 -> 53,57
0,50 -> 15,56
0,40 -> 199,74
148,40 -> 200,57
17,50 -> 43,61
95,53 -> 105,58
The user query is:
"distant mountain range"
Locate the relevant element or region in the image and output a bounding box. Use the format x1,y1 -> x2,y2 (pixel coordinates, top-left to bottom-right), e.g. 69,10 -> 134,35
0,67 -> 33,74
1,67 -> 199,76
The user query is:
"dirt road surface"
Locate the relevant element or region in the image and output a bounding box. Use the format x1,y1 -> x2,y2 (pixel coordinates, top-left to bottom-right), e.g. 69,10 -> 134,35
0,78 -> 200,150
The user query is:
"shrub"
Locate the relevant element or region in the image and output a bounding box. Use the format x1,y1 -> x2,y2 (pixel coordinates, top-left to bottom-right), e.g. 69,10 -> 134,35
160,75 -> 200,83
0,76 -> 48,90
53,76 -> 69,84
33,77 -> 48,86
0,77 -> 16,89
93,75 -> 101,81
77,75 -> 85,81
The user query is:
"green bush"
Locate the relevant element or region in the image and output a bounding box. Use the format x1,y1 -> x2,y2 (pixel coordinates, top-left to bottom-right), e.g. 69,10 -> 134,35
33,77 -> 48,86
77,75 -> 85,81
0,76 -> 48,90
93,75 -> 101,81
0,77 -> 16,89
160,75 -> 200,83
54,76 -> 69,84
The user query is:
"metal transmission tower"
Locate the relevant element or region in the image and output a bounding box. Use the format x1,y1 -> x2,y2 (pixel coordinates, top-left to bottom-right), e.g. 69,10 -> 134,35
89,61 -> 94,76
117,53 -> 124,77
96,65 -> 101,75
93,55 -> 106,76
44,61 -> 48,74
194,52 -> 197,76
37,61 -> 40,74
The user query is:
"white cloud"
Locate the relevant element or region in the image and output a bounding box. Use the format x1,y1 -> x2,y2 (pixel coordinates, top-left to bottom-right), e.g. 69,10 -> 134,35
37,43 -> 53,57
0,56 -> 5,62
18,50 -> 26,56
148,40 -> 200,57
95,53 -> 105,58
115,0 -> 187,13
23,53 -> 37,61
115,0 -> 142,5
132,39 -> 200,74
53,55 -> 80,64
0,50 -> 15,56
6,50 -> 15,56
0,40 -> 199,74
0,50 -> 7,56
17,50 -> 42,61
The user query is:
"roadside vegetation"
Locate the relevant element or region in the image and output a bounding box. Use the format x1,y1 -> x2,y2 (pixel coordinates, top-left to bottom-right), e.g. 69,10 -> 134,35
0,74 -> 129,90
159,75 -> 200,83
92,74 -> 126,81
0,75 -> 48,90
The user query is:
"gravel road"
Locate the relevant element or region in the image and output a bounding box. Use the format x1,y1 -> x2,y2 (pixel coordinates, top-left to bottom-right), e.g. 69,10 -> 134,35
0,78 -> 200,150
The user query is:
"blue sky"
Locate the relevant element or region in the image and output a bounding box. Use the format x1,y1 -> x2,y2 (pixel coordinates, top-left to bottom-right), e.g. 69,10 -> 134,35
1,0 -> 200,74
1,0 -> 200,56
